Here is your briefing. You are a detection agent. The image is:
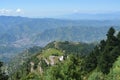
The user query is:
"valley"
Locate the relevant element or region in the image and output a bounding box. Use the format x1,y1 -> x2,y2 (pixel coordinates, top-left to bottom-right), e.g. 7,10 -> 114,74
0,16 -> 120,62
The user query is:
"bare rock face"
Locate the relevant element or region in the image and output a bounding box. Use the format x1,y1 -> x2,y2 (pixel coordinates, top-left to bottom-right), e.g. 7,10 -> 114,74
30,62 -> 34,72
43,55 -> 64,66
49,56 -> 56,66
44,58 -> 50,65
28,55 -> 65,76
38,62 -> 43,74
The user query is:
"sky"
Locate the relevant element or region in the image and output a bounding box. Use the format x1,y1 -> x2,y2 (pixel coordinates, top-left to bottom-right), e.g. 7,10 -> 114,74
0,0 -> 120,17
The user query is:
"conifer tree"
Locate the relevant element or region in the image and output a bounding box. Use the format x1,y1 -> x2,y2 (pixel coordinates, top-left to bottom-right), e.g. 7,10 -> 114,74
0,61 -> 8,80
99,27 -> 119,74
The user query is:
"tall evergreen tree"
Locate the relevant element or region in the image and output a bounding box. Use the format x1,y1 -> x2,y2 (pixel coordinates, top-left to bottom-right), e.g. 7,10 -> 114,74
106,27 -> 118,47
83,46 -> 99,73
117,31 -> 120,41
107,27 -> 115,38
98,27 -> 119,74
99,40 -> 106,52
0,61 -> 8,80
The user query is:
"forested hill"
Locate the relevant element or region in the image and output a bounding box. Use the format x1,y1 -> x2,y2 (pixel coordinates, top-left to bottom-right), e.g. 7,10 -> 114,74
5,27 -> 120,80
8,41 -> 95,80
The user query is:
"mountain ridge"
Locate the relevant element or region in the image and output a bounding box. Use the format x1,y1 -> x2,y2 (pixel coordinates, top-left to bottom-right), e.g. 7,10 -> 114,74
0,15 -> 120,62
59,12 -> 120,20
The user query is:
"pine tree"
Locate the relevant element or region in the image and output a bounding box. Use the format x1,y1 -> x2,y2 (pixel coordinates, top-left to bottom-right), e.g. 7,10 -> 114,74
83,46 -> 99,73
99,40 -> 106,52
107,27 -> 115,39
117,31 -> 120,39
98,27 -> 119,74
0,61 -> 8,80
106,27 -> 118,47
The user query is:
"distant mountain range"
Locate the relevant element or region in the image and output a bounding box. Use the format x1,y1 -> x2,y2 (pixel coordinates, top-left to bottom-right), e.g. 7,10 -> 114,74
0,15 -> 120,62
59,12 -> 120,20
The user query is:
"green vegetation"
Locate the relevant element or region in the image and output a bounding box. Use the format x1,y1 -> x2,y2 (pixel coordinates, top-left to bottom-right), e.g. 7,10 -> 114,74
42,48 -> 63,58
82,27 -> 120,79
45,41 -> 94,55
43,55 -> 82,80
7,40 -> 94,80
106,56 -> 120,80
7,46 -> 42,80
2,27 -> 120,80
0,61 -> 8,80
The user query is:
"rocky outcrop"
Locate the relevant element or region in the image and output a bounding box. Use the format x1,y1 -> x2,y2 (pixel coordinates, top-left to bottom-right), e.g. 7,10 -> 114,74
30,55 -> 64,74
38,62 -> 43,74
49,56 -> 56,66
44,58 -> 50,65
30,62 -> 34,72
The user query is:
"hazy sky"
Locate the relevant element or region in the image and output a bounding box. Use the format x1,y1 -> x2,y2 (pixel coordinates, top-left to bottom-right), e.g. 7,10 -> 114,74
0,0 -> 120,17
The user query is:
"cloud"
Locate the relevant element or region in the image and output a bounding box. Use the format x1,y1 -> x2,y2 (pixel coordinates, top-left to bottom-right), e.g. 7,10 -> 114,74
0,8 -> 24,15
16,8 -> 24,15
0,9 -> 12,14
16,8 -> 22,13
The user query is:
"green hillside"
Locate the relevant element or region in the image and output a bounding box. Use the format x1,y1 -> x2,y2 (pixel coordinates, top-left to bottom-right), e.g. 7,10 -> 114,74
2,27 -> 120,80
7,41 -> 94,80
1,27 -> 120,80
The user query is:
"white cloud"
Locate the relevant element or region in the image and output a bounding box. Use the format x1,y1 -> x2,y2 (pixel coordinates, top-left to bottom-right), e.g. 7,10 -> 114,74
0,8 -> 24,15
16,8 -> 24,15
16,8 -> 22,13
0,9 -> 12,14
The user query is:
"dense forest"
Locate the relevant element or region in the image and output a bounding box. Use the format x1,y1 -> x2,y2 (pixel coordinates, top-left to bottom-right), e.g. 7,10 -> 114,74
0,27 -> 120,80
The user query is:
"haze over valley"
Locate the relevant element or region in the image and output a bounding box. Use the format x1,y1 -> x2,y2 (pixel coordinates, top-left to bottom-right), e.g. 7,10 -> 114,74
0,16 -> 120,62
